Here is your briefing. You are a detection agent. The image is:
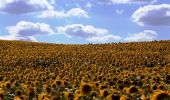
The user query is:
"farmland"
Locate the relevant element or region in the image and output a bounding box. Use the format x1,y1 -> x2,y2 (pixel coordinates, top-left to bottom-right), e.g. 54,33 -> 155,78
0,40 -> 170,100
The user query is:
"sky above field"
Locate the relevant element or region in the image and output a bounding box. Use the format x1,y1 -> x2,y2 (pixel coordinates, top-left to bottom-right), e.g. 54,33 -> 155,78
0,0 -> 170,44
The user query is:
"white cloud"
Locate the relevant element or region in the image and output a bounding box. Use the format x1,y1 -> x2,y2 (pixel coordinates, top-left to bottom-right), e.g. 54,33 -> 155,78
111,0 -> 156,4
87,35 -> 121,43
0,35 -> 37,42
132,4 -> 170,26
67,8 -> 89,18
38,8 -> 89,18
0,21 -> 54,42
57,24 -> 108,38
97,0 -> 156,4
0,0 -> 53,14
115,9 -> 124,15
7,21 -> 55,37
57,24 -> 121,42
86,2 -> 92,8
97,0 -> 113,5
124,30 -> 157,42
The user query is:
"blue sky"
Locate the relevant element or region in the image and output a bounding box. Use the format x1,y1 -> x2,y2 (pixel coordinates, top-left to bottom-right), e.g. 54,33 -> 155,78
0,0 -> 170,44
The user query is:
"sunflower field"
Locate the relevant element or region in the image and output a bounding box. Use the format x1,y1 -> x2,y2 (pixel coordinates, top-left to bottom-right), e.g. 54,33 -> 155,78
0,40 -> 170,100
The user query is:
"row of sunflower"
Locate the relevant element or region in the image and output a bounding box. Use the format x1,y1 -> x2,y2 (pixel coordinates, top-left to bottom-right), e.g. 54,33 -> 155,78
0,40 -> 170,100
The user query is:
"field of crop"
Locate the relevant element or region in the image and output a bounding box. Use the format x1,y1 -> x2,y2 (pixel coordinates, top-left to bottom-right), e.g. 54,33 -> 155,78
0,40 -> 170,100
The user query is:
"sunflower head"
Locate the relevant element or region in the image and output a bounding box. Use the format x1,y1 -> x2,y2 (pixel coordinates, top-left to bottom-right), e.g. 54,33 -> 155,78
151,91 -> 170,100
34,81 -> 39,87
75,89 -> 81,96
16,90 -> 22,97
100,85 -> 107,90
100,90 -> 109,97
52,83 -> 56,88
56,80 -> 62,86
46,86 -> 51,93
5,82 -> 11,89
127,86 -> 138,94
63,80 -> 69,87
152,85 -> 158,90
158,85 -> 165,90
81,83 -> 92,94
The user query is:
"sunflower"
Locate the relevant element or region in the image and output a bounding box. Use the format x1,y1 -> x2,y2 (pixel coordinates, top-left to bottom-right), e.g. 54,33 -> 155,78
5,81 -> 11,89
34,81 -> 39,87
51,82 -> 56,89
118,84 -> 124,90
151,85 -> 158,91
56,80 -> 62,86
151,90 -> 170,100
15,89 -> 22,97
46,86 -> 51,93
100,90 -> 109,97
127,86 -> 138,94
74,89 -> 81,96
63,80 -> 69,87
106,93 -> 121,100
158,85 -> 165,90
94,82 -> 99,88
80,83 -> 92,95
100,85 -> 108,90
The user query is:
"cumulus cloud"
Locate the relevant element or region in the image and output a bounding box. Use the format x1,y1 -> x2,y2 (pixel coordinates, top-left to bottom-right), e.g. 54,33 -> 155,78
124,30 -> 157,42
38,8 -> 89,18
97,0 -> 156,4
0,35 -> 37,42
87,35 -> 121,43
132,4 -> 170,26
0,0 -> 53,14
57,24 -> 108,37
57,24 -> 121,42
7,21 -> 55,37
0,21 -> 54,42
